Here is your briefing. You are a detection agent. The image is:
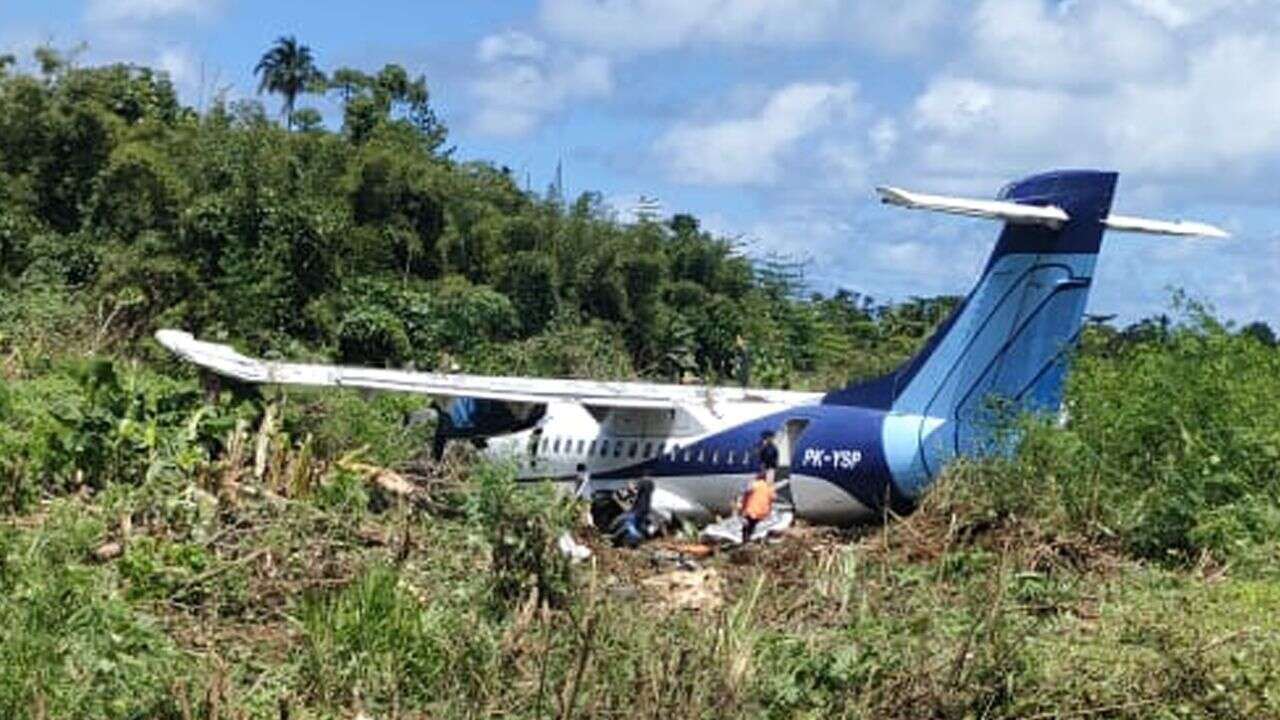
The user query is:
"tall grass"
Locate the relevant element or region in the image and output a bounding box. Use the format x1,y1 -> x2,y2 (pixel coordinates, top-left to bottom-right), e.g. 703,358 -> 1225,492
0,507 -> 187,718
946,308 -> 1280,567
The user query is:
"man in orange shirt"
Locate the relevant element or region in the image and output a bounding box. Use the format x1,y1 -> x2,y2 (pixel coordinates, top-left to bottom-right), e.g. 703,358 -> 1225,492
739,472 -> 776,544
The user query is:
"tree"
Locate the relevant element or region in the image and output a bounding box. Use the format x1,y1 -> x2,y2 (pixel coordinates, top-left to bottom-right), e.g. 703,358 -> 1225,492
497,251 -> 559,336
331,63 -> 447,151
254,36 -> 325,130
328,66 -> 369,103
290,107 -> 324,132
1241,321 -> 1276,347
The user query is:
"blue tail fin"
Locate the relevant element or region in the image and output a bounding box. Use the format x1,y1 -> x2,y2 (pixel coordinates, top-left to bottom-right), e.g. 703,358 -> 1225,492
824,170 -> 1118,491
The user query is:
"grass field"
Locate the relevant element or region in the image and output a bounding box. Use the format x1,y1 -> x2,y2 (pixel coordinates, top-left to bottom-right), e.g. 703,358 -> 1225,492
3,444 -> 1278,719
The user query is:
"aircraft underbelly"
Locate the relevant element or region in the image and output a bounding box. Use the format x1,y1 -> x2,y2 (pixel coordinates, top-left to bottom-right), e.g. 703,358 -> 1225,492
791,473 -> 875,523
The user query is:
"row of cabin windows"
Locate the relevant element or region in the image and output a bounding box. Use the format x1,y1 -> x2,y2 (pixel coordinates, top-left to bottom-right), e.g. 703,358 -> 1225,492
538,436 -> 756,466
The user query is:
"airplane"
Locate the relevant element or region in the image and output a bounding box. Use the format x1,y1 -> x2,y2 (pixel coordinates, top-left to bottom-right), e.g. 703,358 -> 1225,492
157,170 -> 1228,526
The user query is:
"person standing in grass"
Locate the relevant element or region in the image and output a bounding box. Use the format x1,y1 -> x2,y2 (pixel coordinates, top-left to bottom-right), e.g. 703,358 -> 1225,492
740,472 -> 775,544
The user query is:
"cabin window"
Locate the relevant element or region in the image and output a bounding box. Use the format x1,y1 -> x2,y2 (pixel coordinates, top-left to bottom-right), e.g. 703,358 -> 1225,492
682,450 -> 691,463
599,440 -> 609,456
743,450 -> 751,466
727,450 -> 736,464
614,442 -> 624,458
552,438 -> 561,453
541,438 -> 549,452
575,440 -> 585,455
696,449 -> 705,463
628,442 -> 639,458
712,450 -> 720,464
588,440 -> 597,455
643,442 -> 653,458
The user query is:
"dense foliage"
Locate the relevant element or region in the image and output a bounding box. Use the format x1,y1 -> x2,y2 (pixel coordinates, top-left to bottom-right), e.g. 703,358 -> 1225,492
0,49 -> 944,390
2,50 -> 1279,718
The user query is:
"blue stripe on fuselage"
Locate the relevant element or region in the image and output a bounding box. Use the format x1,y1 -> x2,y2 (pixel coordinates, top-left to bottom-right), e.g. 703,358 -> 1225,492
592,404 -> 913,514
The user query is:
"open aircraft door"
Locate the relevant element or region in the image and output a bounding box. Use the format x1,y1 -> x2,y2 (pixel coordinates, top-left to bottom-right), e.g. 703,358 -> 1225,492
772,418 -> 810,513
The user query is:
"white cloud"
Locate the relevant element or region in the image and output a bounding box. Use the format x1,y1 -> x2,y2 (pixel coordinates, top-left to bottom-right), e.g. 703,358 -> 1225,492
848,1 -> 955,56
540,0 -> 836,52
654,81 -> 859,186
740,204 -> 992,300
908,32 -> 1280,186
477,30 -> 546,63
1106,34 -> 1280,175
470,33 -> 612,137
868,118 -> 898,162
86,0 -> 219,24
1122,0 -> 1266,28
156,46 -> 197,86
968,0 -> 1176,88
537,0 -> 952,55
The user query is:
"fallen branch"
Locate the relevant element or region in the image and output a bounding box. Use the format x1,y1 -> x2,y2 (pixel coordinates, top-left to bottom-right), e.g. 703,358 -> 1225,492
1026,698 -> 1163,719
170,548 -> 269,599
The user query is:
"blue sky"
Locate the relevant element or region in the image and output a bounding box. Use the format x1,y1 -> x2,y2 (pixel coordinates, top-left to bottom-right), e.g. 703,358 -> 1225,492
4,0 -> 1279,326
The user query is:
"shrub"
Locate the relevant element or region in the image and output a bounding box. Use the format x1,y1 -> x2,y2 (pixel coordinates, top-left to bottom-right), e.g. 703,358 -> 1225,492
942,306 -> 1280,566
337,305 -> 410,367
458,462 -> 576,614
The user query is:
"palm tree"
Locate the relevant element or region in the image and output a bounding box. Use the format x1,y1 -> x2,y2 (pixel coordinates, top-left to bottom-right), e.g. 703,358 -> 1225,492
254,36 -> 324,129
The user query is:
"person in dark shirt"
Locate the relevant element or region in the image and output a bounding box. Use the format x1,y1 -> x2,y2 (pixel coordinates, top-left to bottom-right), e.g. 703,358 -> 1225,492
758,430 -> 779,482
611,479 -> 656,548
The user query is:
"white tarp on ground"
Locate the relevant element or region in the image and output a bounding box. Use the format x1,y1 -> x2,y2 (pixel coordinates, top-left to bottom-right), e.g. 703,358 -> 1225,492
699,510 -> 793,545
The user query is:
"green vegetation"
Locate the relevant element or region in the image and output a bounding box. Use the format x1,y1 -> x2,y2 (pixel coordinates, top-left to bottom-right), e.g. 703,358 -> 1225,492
1,48 -> 1279,718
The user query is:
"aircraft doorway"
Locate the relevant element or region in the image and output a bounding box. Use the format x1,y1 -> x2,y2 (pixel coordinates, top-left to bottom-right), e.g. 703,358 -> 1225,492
772,418 -> 810,511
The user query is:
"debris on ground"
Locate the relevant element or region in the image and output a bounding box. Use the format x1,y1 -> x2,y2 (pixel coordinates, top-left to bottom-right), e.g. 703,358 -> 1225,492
557,531 -> 593,562
92,541 -> 123,562
640,567 -> 724,612
662,541 -> 716,559
700,510 -> 793,546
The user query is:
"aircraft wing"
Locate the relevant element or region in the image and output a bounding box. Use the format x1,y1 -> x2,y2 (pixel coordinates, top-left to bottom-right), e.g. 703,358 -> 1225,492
155,330 -> 822,410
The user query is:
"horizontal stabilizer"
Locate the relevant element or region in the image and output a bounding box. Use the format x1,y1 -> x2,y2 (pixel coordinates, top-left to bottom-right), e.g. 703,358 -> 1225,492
875,185 -> 1070,229
875,185 -> 1229,238
1102,214 -> 1229,238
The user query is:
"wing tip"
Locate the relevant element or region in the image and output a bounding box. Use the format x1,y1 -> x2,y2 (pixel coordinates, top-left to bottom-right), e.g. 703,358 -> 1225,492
875,185 -> 908,205
1102,215 -> 1232,239
155,328 -> 194,353
1192,223 -> 1231,239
